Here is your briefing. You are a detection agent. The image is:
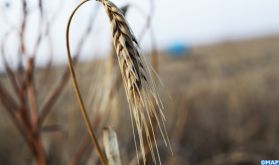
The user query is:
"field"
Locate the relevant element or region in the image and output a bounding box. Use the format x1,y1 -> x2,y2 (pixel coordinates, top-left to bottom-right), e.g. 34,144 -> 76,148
0,35 -> 279,164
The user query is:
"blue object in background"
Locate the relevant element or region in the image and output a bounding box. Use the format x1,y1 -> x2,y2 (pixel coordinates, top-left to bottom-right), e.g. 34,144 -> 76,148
166,42 -> 190,57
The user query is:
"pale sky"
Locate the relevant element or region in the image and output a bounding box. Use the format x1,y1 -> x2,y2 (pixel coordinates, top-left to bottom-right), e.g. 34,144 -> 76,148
0,0 -> 279,67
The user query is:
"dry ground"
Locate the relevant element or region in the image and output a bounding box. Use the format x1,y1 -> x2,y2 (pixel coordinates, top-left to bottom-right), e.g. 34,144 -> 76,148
0,35 -> 279,164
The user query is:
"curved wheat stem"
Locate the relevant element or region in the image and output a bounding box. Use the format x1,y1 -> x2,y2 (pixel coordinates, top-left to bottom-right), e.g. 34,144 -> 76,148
66,1 -> 107,165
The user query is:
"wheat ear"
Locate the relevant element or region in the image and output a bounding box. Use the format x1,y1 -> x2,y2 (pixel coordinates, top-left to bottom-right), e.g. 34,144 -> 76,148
97,0 -> 171,164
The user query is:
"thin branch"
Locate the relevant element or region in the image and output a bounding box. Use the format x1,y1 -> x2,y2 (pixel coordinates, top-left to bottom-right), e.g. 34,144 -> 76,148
19,0 -> 28,57
0,82 -> 18,111
70,113 -> 102,165
74,4 -> 99,56
1,32 -> 22,97
31,0 -> 44,58
26,58 -> 39,129
150,28 -> 159,72
38,63 -> 73,126
127,2 -> 159,72
0,83 -> 34,152
39,3 -> 98,126
128,1 -> 154,42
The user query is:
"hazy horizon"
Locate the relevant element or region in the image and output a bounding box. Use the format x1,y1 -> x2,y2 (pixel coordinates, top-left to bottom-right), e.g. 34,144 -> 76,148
0,0 -> 279,66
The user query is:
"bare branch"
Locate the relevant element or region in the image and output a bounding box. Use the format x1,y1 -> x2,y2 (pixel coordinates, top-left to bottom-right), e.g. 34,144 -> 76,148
38,61 -> 74,126
1,32 -> 22,98
39,3 -> 99,126
19,0 -> 28,57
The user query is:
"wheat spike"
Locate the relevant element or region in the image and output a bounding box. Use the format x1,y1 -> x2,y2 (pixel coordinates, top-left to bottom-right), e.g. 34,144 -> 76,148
97,0 -> 171,164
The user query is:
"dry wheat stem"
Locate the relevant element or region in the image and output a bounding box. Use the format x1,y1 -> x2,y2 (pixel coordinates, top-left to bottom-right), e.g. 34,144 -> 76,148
97,0 -> 171,164
66,0 -> 107,165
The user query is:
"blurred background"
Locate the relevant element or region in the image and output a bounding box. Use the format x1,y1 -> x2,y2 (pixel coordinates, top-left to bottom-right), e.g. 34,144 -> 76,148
0,0 -> 279,164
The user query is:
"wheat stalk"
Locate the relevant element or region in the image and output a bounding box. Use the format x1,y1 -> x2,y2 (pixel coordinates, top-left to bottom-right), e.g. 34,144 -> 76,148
66,0 -> 170,164
66,1 -> 107,164
97,0 -> 171,164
